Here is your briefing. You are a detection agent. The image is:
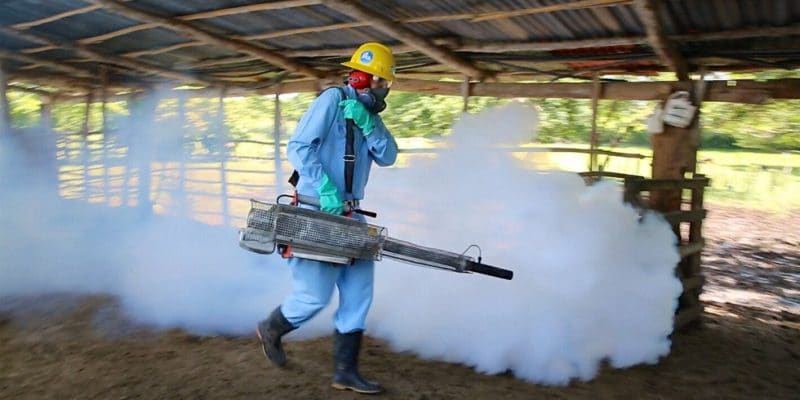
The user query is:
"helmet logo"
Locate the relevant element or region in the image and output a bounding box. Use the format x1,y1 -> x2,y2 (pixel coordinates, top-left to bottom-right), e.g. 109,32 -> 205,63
359,50 -> 374,64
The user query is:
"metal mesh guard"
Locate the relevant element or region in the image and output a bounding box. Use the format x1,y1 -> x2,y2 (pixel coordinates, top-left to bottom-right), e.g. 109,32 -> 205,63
246,199 -> 386,260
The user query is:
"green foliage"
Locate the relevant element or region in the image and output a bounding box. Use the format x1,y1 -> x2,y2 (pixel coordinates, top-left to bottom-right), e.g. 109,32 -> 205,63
7,91 -> 40,128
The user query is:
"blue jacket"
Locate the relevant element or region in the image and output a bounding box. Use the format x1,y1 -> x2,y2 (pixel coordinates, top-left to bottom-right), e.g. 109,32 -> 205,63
287,85 -> 398,201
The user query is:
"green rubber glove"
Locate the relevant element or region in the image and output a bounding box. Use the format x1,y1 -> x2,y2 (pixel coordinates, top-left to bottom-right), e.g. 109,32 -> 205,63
317,174 -> 344,215
339,99 -> 375,136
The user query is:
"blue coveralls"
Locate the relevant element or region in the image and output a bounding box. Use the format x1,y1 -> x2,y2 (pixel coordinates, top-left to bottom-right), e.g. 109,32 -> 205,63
280,85 -> 398,334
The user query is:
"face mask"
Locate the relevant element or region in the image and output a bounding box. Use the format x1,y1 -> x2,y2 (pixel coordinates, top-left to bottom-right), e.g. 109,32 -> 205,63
357,87 -> 390,114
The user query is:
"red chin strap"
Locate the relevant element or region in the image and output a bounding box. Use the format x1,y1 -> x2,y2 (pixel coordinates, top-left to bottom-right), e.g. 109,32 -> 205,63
347,70 -> 372,90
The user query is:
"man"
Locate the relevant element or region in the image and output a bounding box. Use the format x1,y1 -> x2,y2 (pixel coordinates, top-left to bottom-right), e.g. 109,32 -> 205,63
256,42 -> 398,395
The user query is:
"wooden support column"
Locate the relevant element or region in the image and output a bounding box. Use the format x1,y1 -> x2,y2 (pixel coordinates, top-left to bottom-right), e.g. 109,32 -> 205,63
100,67 -> 111,205
176,91 -> 188,218
461,76 -> 472,112
39,96 -> 59,192
81,91 -> 94,201
126,91 -> 157,212
0,60 -> 10,136
216,87 -> 230,226
687,70 -> 707,174
589,73 -> 601,172
273,88 -> 283,194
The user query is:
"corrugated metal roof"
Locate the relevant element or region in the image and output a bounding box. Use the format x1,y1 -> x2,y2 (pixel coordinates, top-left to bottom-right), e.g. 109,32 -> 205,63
0,0 -> 797,90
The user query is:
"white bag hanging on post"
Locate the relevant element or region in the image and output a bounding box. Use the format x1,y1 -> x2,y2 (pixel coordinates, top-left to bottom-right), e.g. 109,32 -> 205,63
662,91 -> 697,128
646,104 -> 664,135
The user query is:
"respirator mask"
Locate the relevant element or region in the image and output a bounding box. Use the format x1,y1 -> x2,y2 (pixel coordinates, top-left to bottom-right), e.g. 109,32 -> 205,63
347,71 -> 392,114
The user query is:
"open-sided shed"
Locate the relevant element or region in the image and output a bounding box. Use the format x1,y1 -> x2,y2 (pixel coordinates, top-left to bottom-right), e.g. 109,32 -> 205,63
1,0 -> 799,329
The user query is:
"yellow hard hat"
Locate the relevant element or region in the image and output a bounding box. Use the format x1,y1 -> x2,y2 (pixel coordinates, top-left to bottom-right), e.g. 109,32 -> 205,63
341,42 -> 396,82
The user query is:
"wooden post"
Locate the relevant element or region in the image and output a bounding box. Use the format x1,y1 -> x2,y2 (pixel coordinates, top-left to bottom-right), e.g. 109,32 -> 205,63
39,95 -> 58,192
100,68 -> 110,205
177,90 -> 188,218
125,90 -> 157,212
0,60 -> 10,136
217,87 -> 230,226
649,87 -> 698,214
38,95 -> 53,132
273,88 -> 283,194
461,76 -> 471,112
687,69 -> 707,174
81,91 -> 93,201
589,72 -> 601,172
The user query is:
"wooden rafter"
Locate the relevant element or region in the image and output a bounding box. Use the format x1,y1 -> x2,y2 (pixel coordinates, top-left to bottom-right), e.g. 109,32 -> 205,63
87,0 -> 325,79
0,49 -> 95,79
10,4 -> 102,30
180,0 -> 321,20
8,70 -> 106,90
0,26 -> 212,85
322,0 -> 487,80
634,0 -> 689,80
472,0 -> 633,22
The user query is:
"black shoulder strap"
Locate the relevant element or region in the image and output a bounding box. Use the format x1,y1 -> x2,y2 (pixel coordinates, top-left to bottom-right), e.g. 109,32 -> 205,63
344,118 -> 355,196
288,86 -> 355,196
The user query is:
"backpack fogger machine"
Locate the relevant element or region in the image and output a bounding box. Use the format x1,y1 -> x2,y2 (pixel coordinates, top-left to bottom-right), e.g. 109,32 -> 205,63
238,194 -> 514,280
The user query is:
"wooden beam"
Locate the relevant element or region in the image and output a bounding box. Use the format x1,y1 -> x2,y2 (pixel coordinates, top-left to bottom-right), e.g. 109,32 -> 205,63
180,0 -> 321,20
245,21 -> 365,41
123,41 -> 201,58
391,78 -> 800,103
0,48 -> 95,79
634,0 -> 689,80
8,72 -> 99,93
87,0 -> 325,79
38,77 -> 800,103
0,26 -> 211,85
11,5 -> 102,30
321,0 -> 488,80
472,0 -> 633,22
78,23 -> 160,45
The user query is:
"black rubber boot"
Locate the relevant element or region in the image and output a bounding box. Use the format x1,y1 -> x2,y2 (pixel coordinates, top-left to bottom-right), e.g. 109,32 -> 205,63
331,330 -> 384,394
256,307 -> 296,367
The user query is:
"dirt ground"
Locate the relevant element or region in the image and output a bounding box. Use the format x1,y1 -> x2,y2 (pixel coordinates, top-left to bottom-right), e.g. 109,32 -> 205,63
1,205 -> 798,399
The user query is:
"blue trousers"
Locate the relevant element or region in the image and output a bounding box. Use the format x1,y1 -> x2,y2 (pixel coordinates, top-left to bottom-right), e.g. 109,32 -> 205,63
280,256 -> 375,334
